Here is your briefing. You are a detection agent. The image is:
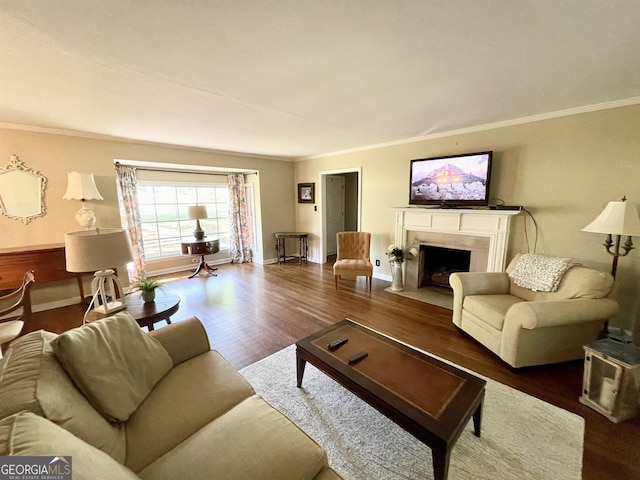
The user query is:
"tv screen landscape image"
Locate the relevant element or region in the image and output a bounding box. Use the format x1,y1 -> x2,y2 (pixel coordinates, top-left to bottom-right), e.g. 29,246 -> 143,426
409,151 -> 493,206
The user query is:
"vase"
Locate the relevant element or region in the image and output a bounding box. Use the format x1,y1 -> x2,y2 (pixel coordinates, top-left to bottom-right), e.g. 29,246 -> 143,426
390,262 -> 404,292
141,290 -> 156,303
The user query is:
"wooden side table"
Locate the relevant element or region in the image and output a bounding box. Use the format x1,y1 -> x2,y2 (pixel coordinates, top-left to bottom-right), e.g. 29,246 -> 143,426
180,238 -> 220,278
275,232 -> 309,265
86,293 -> 180,331
579,338 -> 640,423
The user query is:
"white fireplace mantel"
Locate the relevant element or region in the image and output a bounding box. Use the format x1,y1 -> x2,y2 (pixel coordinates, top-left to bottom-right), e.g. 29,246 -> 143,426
393,207 -> 521,272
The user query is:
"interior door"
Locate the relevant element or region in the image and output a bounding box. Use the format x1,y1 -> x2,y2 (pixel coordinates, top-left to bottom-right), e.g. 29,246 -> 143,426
325,176 -> 345,255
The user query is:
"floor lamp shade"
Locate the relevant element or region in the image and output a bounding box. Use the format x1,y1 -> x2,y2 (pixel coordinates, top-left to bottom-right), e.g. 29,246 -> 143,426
582,198 -> 640,279
65,228 -> 134,315
582,200 -> 640,236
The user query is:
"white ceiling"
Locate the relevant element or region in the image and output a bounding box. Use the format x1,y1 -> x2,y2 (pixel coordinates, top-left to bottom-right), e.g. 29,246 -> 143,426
1,1 -> 639,159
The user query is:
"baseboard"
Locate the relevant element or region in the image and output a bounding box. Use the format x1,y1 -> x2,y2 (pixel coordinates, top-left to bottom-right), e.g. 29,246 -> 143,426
262,257 -> 321,265
33,297 -> 81,313
147,259 -> 231,277
374,272 -> 391,282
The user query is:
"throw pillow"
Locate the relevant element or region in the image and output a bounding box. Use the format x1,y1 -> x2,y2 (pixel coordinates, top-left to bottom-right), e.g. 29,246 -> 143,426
0,330 -> 126,462
0,411 -> 139,480
51,312 -> 173,422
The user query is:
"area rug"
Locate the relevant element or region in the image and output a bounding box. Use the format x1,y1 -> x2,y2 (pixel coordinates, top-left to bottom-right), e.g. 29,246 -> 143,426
240,345 -> 584,480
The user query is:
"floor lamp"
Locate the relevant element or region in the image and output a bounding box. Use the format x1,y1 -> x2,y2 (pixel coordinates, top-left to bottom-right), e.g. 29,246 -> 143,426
582,197 -> 640,278
582,197 -> 640,342
65,228 -> 134,317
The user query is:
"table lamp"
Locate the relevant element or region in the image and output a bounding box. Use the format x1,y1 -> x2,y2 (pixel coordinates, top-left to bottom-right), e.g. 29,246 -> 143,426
65,228 -> 134,315
62,172 -> 104,229
582,196 -> 640,278
187,205 -> 207,240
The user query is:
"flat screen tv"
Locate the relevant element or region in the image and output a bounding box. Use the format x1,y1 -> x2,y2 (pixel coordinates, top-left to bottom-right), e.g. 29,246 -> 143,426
409,151 -> 493,207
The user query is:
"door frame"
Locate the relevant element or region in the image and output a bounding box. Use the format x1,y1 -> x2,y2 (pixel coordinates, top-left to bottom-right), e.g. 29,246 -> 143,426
319,167 -> 362,264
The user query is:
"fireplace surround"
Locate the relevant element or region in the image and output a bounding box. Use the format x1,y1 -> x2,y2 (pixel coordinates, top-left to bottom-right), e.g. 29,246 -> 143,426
392,207 -> 521,307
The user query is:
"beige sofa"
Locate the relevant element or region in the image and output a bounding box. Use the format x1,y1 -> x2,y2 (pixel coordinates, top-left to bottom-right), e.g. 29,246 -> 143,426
449,254 -> 619,368
0,313 -> 341,479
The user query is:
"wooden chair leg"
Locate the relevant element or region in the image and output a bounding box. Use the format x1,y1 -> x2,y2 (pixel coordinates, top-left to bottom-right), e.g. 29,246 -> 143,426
334,275 -> 339,289
368,276 -> 372,292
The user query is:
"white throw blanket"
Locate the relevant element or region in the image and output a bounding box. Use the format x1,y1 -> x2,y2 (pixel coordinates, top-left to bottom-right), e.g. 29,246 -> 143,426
509,253 -> 578,292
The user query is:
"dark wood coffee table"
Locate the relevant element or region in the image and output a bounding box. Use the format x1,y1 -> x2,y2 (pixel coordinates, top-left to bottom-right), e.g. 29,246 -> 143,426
86,293 -> 180,331
296,319 -> 486,480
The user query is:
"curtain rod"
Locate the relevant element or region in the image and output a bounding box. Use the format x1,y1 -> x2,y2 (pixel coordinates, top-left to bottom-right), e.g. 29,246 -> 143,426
114,160 -> 258,176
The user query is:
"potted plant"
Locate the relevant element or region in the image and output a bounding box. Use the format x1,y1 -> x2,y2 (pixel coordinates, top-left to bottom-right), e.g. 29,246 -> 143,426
132,276 -> 161,303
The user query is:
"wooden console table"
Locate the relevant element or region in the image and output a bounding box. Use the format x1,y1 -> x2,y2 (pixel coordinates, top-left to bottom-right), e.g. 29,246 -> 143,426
275,232 -> 309,265
0,244 -> 91,299
180,238 -> 220,278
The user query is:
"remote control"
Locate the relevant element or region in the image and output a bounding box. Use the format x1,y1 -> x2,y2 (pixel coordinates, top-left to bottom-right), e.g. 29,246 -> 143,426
327,337 -> 348,350
348,351 -> 368,363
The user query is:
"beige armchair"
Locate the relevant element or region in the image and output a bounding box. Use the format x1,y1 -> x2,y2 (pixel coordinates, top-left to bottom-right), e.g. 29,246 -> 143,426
333,232 -> 373,292
0,271 -> 34,356
449,254 -> 619,368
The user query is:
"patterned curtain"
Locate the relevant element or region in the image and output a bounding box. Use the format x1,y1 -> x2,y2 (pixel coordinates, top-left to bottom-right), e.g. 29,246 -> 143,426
228,173 -> 253,263
114,164 -> 146,281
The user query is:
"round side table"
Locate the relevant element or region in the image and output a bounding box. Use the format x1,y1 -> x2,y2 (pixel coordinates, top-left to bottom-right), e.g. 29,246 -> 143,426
86,293 -> 180,331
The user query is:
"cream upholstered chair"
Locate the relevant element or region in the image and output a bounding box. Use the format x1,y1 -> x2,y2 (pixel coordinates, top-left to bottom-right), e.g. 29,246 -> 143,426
0,271 -> 34,356
333,232 -> 373,292
449,254 -> 619,368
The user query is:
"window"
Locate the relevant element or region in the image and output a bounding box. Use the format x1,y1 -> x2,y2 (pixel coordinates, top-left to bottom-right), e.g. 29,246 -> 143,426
137,182 -> 230,260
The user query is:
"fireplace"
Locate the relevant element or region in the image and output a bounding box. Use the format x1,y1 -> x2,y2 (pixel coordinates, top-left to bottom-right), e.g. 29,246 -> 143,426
392,207 -> 520,308
420,245 -> 471,288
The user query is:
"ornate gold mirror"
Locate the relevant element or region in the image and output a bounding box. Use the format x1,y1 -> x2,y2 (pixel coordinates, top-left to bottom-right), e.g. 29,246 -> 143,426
0,154 -> 47,224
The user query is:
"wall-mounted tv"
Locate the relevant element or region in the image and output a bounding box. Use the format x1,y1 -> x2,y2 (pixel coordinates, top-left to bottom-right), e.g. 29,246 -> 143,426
409,151 -> 493,207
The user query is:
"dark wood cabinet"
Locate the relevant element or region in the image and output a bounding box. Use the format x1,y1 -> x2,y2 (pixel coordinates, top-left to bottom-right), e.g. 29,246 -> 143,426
0,244 -> 89,299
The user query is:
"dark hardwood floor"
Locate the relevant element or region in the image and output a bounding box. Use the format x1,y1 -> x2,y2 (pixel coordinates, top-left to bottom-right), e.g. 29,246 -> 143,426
26,261 -> 640,480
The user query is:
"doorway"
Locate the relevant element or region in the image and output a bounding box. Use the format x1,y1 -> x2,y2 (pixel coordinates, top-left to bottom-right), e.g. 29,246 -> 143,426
320,168 -> 361,264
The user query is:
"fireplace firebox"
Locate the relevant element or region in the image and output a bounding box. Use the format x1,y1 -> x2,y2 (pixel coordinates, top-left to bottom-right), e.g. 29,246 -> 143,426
420,245 -> 471,288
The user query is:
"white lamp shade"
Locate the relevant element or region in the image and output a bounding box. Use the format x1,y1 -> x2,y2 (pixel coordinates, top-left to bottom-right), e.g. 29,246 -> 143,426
187,205 -> 208,219
65,228 -> 134,272
63,172 -> 104,201
582,200 -> 640,236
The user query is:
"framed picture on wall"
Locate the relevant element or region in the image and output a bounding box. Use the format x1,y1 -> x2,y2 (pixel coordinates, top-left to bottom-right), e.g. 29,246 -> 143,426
297,183 -> 315,204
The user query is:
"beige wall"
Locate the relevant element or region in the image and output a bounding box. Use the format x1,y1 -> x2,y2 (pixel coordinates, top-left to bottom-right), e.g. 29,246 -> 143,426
0,128 -> 295,305
294,104 -> 640,330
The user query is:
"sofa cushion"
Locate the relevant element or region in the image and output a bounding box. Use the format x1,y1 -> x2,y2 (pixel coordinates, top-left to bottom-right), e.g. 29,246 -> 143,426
51,312 -> 173,422
0,412 -> 138,480
138,395 -> 329,480
125,350 -> 255,472
463,294 -> 523,331
333,259 -> 372,275
0,330 -> 126,462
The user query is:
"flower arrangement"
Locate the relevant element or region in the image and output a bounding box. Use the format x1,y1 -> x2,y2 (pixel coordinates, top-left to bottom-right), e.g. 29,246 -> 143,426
132,276 -> 161,293
131,276 -> 163,302
386,245 -> 419,264
386,245 -> 405,264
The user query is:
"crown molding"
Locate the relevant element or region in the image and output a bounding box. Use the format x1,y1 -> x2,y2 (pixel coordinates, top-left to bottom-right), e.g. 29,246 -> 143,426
299,96 -> 640,161
0,122 -> 293,162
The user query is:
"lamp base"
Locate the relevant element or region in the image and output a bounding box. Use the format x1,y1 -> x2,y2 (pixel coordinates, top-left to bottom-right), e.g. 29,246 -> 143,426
90,269 -> 127,316
76,204 -> 97,230
193,219 -> 205,240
